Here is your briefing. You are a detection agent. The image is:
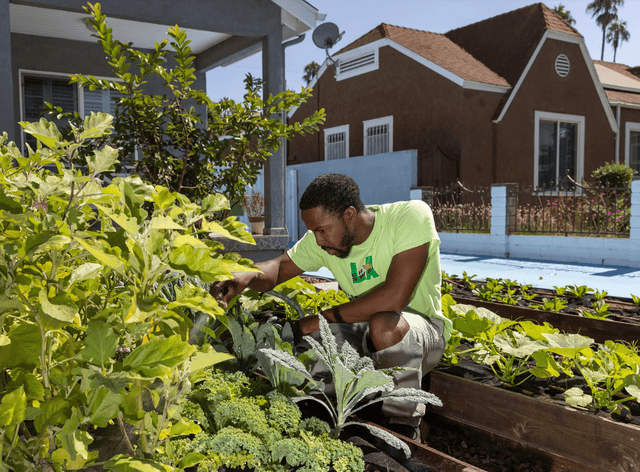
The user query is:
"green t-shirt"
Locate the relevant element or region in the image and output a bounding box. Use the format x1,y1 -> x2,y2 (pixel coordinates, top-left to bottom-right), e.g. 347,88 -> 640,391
287,200 -> 452,341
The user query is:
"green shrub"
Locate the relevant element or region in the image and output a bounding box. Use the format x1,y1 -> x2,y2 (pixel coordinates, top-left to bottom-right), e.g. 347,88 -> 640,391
0,114 -> 255,471
591,161 -> 636,187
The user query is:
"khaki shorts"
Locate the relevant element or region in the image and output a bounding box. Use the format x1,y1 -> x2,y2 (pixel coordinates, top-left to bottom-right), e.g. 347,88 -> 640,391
305,312 -> 446,422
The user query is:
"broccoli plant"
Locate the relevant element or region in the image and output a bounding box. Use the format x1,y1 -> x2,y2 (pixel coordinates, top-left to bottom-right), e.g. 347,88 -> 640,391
161,369 -> 365,472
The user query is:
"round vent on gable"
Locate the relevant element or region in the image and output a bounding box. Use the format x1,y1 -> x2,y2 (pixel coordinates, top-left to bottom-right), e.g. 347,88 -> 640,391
555,54 -> 570,77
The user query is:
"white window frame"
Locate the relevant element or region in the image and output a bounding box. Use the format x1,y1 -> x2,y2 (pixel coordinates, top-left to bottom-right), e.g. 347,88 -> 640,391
363,115 -> 393,156
18,69 -> 135,157
534,111 -> 585,192
625,121 -> 640,173
323,124 -> 349,160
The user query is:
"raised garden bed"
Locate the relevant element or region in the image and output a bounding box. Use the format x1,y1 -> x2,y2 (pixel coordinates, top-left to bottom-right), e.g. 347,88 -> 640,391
444,275 -> 640,343
428,369 -> 640,472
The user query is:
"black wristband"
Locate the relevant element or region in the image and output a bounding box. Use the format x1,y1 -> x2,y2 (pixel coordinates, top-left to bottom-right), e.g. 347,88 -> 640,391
333,305 -> 346,324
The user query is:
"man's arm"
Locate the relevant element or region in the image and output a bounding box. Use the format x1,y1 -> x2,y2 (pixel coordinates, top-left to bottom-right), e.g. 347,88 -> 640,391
210,253 -> 304,307
298,243 -> 429,335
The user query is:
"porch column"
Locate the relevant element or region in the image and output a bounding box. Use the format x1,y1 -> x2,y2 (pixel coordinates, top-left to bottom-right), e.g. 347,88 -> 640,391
0,0 -> 15,142
262,27 -> 287,236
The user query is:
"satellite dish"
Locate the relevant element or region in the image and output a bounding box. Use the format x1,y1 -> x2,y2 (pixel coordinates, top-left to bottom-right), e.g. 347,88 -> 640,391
312,22 -> 344,76
312,22 -> 341,49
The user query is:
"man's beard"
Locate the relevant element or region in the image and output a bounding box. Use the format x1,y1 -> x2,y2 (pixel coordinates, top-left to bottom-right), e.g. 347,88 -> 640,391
322,222 -> 356,259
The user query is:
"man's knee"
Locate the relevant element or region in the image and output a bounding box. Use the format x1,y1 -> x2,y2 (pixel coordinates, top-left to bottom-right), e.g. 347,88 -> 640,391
368,311 -> 409,351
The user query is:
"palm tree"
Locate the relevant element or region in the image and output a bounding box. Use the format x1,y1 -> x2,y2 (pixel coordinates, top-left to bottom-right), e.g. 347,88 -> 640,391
586,0 -> 624,61
553,4 -> 576,26
606,20 -> 631,63
302,61 -> 320,86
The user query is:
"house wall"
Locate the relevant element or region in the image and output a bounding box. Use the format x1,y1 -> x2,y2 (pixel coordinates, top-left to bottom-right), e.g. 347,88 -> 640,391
460,88 -> 504,186
10,33 -> 207,146
287,45 -> 503,188
495,38 -> 615,187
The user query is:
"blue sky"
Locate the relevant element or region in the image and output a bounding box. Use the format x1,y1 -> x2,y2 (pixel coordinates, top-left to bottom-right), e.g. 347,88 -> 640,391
206,0 -> 640,102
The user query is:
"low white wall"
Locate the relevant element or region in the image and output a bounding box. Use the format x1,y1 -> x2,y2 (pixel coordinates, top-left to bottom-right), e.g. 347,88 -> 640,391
440,233 -> 640,268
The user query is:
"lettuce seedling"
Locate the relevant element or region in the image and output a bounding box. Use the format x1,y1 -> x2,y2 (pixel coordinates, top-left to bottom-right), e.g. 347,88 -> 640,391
260,316 -> 442,461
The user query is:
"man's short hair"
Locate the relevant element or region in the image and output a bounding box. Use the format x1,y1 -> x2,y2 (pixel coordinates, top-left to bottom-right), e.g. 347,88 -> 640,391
299,173 -> 366,215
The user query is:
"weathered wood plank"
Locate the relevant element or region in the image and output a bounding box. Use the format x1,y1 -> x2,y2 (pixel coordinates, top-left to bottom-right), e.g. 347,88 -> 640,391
452,296 -> 640,344
430,371 -> 640,472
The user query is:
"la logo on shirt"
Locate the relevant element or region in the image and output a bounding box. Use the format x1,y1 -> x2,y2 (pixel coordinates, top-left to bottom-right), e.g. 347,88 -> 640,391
350,256 -> 379,283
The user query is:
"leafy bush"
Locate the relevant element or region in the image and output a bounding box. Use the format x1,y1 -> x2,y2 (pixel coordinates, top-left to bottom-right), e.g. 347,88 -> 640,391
46,2 -> 325,209
164,369 -> 365,472
591,161 -> 636,188
0,114 -> 257,471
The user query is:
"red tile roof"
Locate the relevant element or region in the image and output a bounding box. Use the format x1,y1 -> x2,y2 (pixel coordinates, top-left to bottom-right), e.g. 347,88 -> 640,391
605,89 -> 640,106
594,60 -> 640,84
445,3 -> 580,86
334,3 -> 581,89
336,23 -> 509,86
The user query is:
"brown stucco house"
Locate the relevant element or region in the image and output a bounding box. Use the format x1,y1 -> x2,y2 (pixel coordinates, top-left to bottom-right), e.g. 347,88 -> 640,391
288,3 -> 640,190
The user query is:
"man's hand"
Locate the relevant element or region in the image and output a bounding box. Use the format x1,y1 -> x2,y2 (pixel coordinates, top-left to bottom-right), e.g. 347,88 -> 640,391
209,272 -> 256,308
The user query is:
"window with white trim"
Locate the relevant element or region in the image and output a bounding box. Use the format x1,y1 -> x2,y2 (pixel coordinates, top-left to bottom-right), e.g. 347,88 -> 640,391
534,111 -> 584,190
324,124 -> 349,160
625,122 -> 640,174
363,116 -> 393,156
20,71 -> 125,151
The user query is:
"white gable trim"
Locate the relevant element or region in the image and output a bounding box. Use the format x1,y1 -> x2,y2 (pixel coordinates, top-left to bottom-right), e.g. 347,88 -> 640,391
288,35 -> 512,119
493,30 -> 618,133
272,0 -> 326,30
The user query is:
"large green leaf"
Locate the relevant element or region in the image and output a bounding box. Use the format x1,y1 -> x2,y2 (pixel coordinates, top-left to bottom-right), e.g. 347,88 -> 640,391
68,263 -> 102,287
167,245 -> 231,283
201,217 -> 254,244
59,409 -> 93,463
75,238 -> 125,274
0,188 -> 23,214
544,333 -> 594,357
173,234 -> 207,248
493,332 -> 546,358
451,304 -> 506,324
149,215 -> 185,231
152,187 -> 176,210
87,145 -> 118,175
79,322 -> 118,365
0,386 -> 26,426
168,283 -> 224,317
123,335 -> 195,378
189,350 -> 234,374
104,455 -> 173,472
565,387 -> 592,407
0,321 -> 41,369
89,387 -> 124,428
200,194 -> 229,213
39,288 -> 78,325
80,112 -> 114,141
94,204 -> 140,235
21,118 -> 63,149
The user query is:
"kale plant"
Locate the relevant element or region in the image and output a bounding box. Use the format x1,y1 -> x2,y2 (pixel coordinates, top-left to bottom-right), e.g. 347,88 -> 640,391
260,316 -> 443,461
